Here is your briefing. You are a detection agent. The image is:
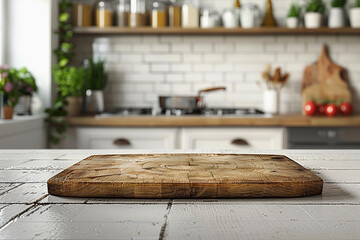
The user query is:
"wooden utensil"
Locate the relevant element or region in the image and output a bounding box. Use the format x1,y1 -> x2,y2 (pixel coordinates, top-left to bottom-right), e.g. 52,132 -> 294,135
48,154 -> 323,199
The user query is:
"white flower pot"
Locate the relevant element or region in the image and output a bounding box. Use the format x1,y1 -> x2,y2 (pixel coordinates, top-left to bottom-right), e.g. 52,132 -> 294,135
328,8 -> 345,28
286,17 -> 299,28
263,89 -> 280,115
304,12 -> 322,28
350,8 -> 360,28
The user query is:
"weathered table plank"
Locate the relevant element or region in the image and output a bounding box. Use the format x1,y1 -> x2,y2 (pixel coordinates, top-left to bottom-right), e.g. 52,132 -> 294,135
0,150 -> 360,240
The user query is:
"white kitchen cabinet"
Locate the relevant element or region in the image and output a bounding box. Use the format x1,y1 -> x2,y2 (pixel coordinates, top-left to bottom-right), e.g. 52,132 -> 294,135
181,128 -> 286,150
76,128 -> 179,149
0,115 -> 46,149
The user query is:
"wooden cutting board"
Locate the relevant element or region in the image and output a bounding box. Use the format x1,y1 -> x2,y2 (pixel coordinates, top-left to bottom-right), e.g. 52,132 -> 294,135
47,154 -> 323,198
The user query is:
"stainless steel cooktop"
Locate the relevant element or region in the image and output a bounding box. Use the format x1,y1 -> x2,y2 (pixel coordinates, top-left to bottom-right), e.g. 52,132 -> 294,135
97,107 -> 266,117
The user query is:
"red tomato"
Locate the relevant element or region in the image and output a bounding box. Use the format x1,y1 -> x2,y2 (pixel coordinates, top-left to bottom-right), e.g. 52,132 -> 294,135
318,104 -> 327,115
325,104 -> 338,117
339,102 -> 353,116
304,101 -> 317,116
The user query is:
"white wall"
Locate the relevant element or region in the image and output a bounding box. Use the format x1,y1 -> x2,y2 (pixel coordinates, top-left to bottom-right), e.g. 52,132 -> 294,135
0,0 -> 6,65
5,0 -> 54,108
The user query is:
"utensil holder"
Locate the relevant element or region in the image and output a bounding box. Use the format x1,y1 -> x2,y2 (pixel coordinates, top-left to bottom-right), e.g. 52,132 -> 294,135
263,89 -> 279,114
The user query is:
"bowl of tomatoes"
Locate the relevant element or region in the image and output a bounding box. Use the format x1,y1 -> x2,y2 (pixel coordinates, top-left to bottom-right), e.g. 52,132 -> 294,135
304,101 -> 353,117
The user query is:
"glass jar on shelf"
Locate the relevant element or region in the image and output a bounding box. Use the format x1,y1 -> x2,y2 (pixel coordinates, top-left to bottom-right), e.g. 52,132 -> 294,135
151,1 -> 167,28
200,9 -> 220,28
116,0 -> 130,27
74,0 -> 93,27
129,0 -> 147,27
168,0 -> 181,27
182,0 -> 199,28
96,0 -> 115,28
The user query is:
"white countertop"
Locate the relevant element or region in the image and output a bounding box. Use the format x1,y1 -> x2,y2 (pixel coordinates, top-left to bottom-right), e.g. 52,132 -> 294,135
0,149 -> 360,240
0,115 -> 45,138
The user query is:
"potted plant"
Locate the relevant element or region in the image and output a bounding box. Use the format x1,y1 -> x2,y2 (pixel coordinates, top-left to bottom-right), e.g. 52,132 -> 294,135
350,0 -> 360,27
82,58 -> 107,114
14,68 -> 38,115
329,0 -> 347,28
304,0 -> 326,28
0,66 -> 20,119
286,4 -> 301,28
53,65 -> 86,116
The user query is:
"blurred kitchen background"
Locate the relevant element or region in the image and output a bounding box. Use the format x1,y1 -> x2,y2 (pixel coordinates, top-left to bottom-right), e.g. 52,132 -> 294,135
0,0 -> 360,150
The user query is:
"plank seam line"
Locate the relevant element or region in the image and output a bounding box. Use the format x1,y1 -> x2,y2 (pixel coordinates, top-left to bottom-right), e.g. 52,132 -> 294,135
0,183 -> 24,197
0,194 -> 49,230
159,199 -> 173,240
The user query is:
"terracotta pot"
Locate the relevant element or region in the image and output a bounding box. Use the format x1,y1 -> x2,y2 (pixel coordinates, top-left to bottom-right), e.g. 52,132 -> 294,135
65,96 -> 83,117
3,106 -> 14,120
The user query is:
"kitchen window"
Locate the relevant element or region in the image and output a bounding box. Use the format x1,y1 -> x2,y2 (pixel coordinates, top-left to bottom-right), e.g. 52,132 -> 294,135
0,0 -> 5,64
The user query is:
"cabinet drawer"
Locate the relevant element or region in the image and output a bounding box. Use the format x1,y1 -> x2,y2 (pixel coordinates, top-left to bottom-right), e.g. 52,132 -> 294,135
76,128 -> 179,149
181,128 -> 285,150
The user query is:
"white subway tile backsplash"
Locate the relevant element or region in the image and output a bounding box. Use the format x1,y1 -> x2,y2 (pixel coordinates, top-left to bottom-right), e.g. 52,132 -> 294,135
203,53 -> 224,63
144,54 -> 181,63
165,74 -> 184,82
214,63 -> 234,72
226,54 -> 276,63
286,44 -> 306,53
184,73 -> 203,82
152,43 -> 170,52
214,43 -> 235,53
192,43 -> 213,53
151,64 -> 170,72
193,64 -> 214,72
114,44 -> 133,52
171,84 -> 192,94
204,73 -> 223,82
89,10 -> 360,114
132,44 -> 152,53
171,44 -> 192,53
183,54 -> 202,63
171,63 -> 192,72
119,54 -> 143,63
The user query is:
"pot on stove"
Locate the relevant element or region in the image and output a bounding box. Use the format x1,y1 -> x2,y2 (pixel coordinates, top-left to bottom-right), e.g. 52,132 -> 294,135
159,86 -> 226,111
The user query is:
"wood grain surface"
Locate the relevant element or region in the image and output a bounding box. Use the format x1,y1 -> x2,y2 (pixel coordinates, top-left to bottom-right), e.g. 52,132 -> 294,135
47,154 -> 323,198
67,115 -> 360,127
73,26 -> 360,35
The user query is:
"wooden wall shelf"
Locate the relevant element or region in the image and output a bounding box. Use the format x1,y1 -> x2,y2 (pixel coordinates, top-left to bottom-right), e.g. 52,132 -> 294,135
73,27 -> 360,35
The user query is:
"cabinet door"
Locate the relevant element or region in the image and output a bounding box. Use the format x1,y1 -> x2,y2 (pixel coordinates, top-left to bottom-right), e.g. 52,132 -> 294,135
181,128 -> 285,150
76,128 -> 179,149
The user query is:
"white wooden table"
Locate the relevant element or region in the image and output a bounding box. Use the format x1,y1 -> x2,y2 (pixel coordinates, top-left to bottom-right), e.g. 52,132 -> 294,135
0,150 -> 360,240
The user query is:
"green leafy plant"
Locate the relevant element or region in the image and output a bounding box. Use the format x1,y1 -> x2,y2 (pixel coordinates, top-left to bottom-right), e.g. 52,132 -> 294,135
305,0 -> 326,13
288,4 -> 302,18
331,0 -> 347,7
53,65 -> 86,97
45,0 -> 75,145
354,0 -> 360,7
0,66 -> 20,107
15,68 -> 38,96
83,58 -> 107,90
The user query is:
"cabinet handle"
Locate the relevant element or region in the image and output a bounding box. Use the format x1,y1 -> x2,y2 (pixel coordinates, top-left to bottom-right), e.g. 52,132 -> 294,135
231,139 -> 250,146
113,138 -> 131,146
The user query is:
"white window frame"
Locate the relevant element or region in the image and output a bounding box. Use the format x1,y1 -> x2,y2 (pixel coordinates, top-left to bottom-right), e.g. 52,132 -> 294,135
0,0 -> 5,65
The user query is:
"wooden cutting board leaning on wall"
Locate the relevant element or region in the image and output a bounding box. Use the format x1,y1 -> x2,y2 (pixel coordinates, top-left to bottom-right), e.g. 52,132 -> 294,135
47,154 -> 323,198
301,45 -> 352,114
